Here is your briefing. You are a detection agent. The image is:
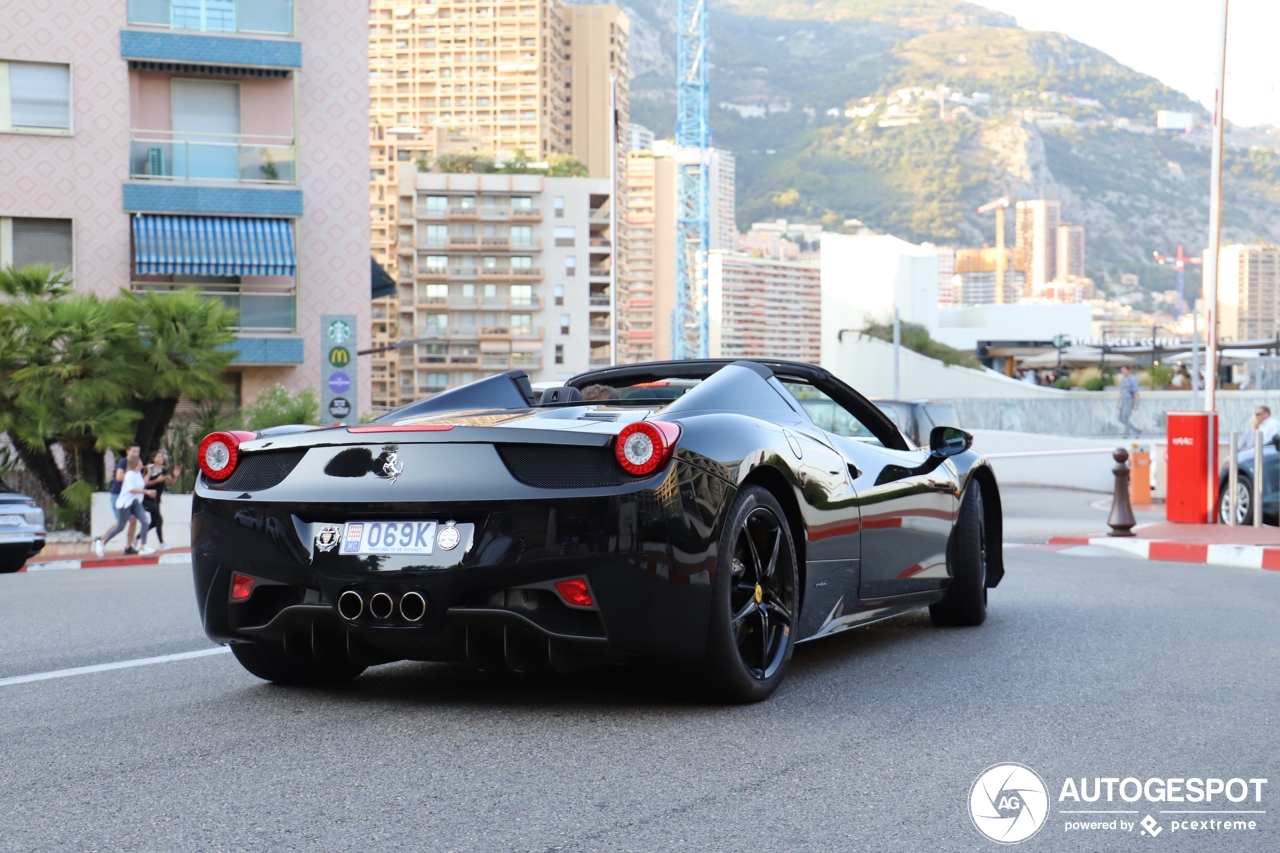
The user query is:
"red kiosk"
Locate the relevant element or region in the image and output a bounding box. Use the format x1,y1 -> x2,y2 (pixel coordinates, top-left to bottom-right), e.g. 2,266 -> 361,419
1166,411 -> 1219,523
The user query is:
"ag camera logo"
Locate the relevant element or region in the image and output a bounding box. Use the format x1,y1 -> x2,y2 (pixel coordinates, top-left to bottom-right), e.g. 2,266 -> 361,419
970,763 -> 1050,844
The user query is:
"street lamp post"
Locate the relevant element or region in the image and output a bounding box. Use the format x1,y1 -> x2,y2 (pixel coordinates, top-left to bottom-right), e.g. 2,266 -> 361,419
1203,0 -> 1229,414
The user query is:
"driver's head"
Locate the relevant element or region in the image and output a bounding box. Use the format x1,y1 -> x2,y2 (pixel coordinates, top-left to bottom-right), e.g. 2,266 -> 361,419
581,384 -> 620,401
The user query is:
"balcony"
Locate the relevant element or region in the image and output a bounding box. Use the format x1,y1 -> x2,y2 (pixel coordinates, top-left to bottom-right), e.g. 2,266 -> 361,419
479,266 -> 544,282
127,0 -> 294,36
130,130 -> 295,184
447,205 -> 481,220
588,266 -> 612,278
588,295 -> 611,307
588,324 -> 611,340
589,356 -> 612,367
417,267 -> 450,281
133,283 -> 295,332
511,207 -> 543,222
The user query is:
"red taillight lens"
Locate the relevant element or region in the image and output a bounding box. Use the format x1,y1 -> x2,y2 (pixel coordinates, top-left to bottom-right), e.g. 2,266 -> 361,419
554,578 -> 594,608
230,573 -> 255,601
614,421 -> 680,476
197,430 -> 254,481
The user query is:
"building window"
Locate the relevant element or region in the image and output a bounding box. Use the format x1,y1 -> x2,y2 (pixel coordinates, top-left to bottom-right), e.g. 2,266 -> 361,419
511,196 -> 532,211
560,313 -> 570,335
511,313 -> 532,334
425,372 -> 448,392
461,283 -> 475,297
425,313 -> 449,333
423,195 -> 448,216
423,283 -> 448,300
511,255 -> 532,269
511,284 -> 533,306
554,285 -> 564,306
423,254 -> 448,272
554,226 -> 575,247
565,256 -> 576,276
423,224 -> 448,247
554,344 -> 564,365
1,61 -> 71,132
0,217 -> 73,271
553,195 -> 565,217
421,343 -> 446,363
511,225 -> 533,247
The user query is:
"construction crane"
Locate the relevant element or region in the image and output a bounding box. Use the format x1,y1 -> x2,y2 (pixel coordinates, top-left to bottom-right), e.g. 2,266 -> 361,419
976,197 -> 1011,305
672,0 -> 710,359
1153,245 -> 1203,316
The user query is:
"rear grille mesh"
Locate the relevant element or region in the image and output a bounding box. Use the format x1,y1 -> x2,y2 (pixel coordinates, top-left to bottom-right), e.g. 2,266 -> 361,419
208,449 -> 307,492
496,444 -> 646,489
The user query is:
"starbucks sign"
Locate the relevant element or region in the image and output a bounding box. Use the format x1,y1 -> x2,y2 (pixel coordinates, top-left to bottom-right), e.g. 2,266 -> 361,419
321,314 -> 359,425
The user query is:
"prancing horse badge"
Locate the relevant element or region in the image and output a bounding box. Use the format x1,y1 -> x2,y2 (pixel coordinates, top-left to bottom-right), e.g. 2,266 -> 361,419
381,452 -> 404,484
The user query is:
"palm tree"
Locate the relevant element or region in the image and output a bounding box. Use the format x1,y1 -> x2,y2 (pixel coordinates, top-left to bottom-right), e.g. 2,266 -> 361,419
124,289 -> 238,457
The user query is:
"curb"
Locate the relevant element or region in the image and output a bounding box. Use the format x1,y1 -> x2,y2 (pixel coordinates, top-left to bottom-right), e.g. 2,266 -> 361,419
21,551 -> 192,572
1046,537 -> 1280,571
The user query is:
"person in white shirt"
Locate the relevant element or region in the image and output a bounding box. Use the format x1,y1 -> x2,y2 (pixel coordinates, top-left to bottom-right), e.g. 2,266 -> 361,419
1237,406 -> 1280,452
93,457 -> 155,557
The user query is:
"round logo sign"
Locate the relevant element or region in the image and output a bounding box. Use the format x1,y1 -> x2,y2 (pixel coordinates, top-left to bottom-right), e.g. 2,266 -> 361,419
328,346 -> 350,367
328,319 -> 351,344
328,397 -> 352,418
969,763 -> 1049,844
327,370 -> 351,394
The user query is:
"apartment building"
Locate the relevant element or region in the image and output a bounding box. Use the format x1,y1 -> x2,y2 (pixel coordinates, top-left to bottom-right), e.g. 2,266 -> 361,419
366,0 -> 629,397
1055,223 -> 1085,280
1014,199 -> 1060,293
369,170 -> 614,408
623,151 -> 675,363
708,251 -> 820,363
1,0 -> 370,407
1219,244 -> 1280,341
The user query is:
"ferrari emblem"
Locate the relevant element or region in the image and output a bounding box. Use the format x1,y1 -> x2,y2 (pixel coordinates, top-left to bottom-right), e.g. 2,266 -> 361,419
381,452 -> 403,484
754,584 -> 763,604
315,524 -> 341,553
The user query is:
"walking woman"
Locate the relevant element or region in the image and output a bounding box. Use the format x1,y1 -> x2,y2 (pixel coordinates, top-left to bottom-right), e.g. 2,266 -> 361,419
93,457 -> 155,557
143,449 -> 181,551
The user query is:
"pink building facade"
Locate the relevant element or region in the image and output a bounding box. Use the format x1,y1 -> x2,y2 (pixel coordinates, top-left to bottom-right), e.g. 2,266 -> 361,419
0,0 -> 370,410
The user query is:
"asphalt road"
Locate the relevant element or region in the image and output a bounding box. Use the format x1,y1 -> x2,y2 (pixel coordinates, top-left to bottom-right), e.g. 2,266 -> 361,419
1,551 -> 1277,852
1000,485 -> 1165,543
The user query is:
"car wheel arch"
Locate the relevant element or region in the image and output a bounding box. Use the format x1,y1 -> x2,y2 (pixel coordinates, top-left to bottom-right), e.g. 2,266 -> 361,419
738,463 -> 807,606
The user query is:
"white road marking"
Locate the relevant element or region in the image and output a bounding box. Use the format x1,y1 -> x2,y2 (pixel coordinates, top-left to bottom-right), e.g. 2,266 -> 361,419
0,647 -> 231,687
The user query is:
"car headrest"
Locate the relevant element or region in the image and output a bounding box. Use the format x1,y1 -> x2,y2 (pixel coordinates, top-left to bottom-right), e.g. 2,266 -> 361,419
540,386 -> 584,404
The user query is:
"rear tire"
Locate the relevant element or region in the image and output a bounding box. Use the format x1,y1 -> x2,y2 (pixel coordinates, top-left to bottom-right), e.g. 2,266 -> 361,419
930,482 -> 988,627
231,640 -> 366,687
687,485 -> 800,703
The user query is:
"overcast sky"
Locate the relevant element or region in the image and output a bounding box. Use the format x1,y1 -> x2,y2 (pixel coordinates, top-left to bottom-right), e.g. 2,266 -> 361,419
982,0 -> 1279,128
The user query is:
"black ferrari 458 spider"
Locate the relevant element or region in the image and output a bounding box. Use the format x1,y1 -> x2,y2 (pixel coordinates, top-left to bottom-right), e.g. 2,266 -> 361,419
192,359 -> 1003,701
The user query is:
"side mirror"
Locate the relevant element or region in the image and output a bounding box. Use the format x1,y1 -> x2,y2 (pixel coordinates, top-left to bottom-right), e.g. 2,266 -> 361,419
930,426 -> 972,458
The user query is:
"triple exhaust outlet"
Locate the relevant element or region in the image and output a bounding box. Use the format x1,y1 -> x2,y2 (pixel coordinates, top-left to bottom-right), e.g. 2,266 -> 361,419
338,590 -> 427,622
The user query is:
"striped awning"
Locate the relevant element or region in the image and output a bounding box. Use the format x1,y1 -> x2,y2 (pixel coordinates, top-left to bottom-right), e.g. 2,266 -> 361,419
133,215 -> 296,277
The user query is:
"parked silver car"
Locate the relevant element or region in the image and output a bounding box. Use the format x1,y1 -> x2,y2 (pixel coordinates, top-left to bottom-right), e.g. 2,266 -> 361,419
0,490 -> 46,573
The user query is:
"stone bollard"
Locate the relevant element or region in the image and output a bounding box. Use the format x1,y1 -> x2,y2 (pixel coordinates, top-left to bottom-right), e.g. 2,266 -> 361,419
1108,447 -> 1137,537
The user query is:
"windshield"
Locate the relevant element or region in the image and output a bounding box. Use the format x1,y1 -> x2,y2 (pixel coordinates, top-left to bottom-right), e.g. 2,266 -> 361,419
780,381 -> 882,442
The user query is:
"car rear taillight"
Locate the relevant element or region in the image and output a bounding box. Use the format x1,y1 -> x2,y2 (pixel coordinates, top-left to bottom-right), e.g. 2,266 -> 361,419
554,578 -> 594,608
230,573 -> 256,601
198,430 -> 255,481
614,421 -> 680,476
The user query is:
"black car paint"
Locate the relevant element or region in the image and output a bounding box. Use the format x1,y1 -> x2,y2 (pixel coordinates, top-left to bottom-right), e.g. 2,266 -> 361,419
192,360 -> 1002,670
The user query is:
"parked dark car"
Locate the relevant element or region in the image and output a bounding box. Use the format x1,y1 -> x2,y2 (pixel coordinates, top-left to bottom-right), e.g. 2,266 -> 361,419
0,487 -> 47,573
873,399 -> 962,448
191,359 -> 1004,702
1218,438 -> 1279,525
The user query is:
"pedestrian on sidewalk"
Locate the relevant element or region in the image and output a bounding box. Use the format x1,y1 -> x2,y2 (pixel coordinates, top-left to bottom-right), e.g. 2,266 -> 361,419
1236,405 -> 1280,451
1117,365 -> 1141,437
109,442 -> 142,551
94,457 -> 155,557
143,449 -> 181,551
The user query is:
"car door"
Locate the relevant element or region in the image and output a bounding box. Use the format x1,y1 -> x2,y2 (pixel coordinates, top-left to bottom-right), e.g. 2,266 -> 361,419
782,381 -> 958,600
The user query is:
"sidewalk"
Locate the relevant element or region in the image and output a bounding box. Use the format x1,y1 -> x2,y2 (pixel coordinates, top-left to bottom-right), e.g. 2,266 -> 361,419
22,548 -> 192,572
1047,523 -> 1280,571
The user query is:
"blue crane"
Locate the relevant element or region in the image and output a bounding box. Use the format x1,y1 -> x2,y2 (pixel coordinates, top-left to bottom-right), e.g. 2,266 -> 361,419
673,0 -> 710,359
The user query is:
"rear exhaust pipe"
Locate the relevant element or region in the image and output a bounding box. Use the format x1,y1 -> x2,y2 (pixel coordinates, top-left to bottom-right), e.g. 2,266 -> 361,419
337,590 -> 364,620
369,591 -> 394,620
400,591 -> 427,622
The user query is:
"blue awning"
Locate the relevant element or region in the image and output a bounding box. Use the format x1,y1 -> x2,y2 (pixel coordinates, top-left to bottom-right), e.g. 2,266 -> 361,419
133,214 -> 296,277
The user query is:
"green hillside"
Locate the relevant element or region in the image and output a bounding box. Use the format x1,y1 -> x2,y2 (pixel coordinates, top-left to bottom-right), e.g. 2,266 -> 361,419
622,0 -> 1280,293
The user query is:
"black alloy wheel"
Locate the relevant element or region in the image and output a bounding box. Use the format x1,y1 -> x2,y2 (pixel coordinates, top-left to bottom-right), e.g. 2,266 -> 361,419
930,481 -> 988,627
691,485 -> 799,702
